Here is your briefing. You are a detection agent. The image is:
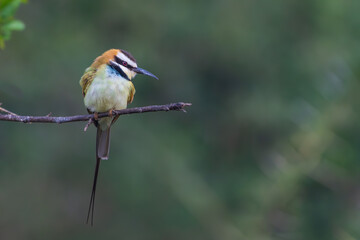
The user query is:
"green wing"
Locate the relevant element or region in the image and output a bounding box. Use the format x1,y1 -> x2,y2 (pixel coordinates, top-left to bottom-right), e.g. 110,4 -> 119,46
127,82 -> 136,104
79,67 -> 97,97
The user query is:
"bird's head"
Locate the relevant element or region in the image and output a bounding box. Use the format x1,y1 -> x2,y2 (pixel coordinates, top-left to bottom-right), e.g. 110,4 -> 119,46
91,49 -> 158,81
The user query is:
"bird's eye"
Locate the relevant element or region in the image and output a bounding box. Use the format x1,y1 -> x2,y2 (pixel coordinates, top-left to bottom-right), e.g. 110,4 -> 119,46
122,61 -> 127,66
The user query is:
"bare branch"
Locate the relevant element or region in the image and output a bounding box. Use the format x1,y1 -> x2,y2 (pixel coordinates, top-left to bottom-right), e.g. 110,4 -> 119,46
0,102 -> 192,124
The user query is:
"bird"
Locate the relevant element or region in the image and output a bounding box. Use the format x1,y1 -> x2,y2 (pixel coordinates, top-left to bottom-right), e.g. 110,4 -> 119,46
79,49 -> 158,225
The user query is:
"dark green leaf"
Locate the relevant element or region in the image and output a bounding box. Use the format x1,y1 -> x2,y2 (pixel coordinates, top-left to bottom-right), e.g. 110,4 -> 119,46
0,0 -> 22,19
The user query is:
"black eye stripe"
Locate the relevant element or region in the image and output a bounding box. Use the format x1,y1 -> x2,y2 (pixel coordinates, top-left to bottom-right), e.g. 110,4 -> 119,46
115,55 -> 134,69
114,55 -> 122,65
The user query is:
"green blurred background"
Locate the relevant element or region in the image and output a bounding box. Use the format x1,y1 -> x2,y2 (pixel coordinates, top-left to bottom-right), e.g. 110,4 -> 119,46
1,0 -> 360,239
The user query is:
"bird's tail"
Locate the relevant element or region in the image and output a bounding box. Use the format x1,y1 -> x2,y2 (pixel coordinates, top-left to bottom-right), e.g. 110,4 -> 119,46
96,127 -> 111,160
86,126 -> 111,225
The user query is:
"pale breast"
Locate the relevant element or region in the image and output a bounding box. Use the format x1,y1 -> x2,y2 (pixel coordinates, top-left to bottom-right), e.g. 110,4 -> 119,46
84,65 -> 133,113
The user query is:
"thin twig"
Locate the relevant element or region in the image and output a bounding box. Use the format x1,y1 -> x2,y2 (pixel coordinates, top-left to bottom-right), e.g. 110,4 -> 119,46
0,102 -> 192,124
84,118 -> 93,132
0,103 -> 17,116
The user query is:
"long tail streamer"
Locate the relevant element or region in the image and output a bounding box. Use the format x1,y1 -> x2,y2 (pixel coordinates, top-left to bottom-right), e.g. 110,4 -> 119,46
86,156 -> 101,226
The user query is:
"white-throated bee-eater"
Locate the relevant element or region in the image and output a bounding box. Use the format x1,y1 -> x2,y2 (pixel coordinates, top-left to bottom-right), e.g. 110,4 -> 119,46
79,49 -> 158,225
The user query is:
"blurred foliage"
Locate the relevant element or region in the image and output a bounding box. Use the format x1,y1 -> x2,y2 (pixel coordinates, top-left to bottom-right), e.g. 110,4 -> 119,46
1,0 -> 360,239
0,0 -> 26,48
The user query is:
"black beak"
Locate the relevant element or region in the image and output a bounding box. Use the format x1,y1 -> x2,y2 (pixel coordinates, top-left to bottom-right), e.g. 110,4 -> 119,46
133,67 -> 159,80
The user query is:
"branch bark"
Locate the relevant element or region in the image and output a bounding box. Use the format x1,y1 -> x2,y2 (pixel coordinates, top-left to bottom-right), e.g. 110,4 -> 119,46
0,102 -> 191,124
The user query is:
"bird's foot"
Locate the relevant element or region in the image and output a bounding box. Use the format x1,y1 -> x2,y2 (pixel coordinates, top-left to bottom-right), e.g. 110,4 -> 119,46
108,109 -> 114,117
93,112 -> 99,121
